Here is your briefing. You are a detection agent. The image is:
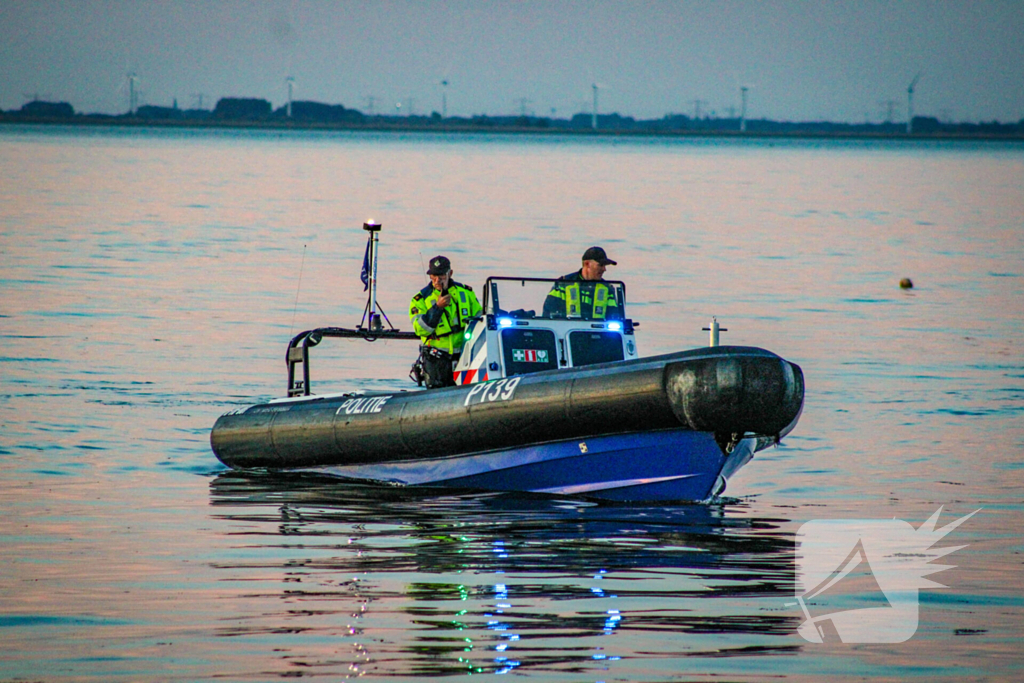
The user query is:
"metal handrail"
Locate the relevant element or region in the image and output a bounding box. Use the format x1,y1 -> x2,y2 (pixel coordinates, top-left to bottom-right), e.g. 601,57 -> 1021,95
286,326 -> 419,396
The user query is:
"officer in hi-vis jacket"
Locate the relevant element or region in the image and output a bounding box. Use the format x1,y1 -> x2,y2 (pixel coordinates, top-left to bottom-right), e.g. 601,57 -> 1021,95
542,246 -> 620,320
409,255 -> 482,388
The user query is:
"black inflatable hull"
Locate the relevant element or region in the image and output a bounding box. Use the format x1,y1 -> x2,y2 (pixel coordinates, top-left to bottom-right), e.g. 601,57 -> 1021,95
211,346 -> 804,477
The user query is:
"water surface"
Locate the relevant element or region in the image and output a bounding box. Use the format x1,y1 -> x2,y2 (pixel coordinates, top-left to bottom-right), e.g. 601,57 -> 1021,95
1,125 -> 1022,681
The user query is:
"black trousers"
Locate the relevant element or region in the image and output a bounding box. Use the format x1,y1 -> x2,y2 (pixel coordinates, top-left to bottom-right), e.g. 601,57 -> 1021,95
421,347 -> 460,389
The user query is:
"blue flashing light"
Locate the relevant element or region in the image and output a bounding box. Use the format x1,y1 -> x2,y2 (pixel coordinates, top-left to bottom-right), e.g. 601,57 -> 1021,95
498,317 -> 513,328
607,321 -> 622,331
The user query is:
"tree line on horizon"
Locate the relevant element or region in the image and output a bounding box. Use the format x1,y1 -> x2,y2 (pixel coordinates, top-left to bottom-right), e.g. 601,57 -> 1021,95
4,97 -> 1024,137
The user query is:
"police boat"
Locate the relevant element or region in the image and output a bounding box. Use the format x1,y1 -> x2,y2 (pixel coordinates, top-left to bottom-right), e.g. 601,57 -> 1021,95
210,222 -> 804,502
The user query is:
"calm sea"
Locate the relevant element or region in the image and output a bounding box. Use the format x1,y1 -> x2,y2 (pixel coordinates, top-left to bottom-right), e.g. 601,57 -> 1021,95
1,124 -> 1022,681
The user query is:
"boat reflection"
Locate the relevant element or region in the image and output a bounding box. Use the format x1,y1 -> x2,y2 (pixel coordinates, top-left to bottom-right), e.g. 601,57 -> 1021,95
208,472 -> 801,677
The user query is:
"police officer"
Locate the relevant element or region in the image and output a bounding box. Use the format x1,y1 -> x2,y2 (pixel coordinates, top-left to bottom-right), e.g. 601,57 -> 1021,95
410,255 -> 482,388
542,246 -> 620,320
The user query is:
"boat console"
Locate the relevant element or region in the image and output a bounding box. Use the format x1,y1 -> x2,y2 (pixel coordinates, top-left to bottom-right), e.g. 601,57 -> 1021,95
454,277 -> 638,384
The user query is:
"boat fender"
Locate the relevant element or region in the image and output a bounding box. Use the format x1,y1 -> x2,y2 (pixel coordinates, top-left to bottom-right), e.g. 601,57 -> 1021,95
664,354 -> 804,437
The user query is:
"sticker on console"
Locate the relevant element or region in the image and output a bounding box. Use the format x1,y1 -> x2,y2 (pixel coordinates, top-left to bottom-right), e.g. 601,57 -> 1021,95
512,348 -> 548,363
464,376 -> 522,407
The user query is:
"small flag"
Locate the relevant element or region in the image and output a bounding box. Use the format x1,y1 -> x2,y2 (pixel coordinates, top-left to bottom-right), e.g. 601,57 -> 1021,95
360,239 -> 370,291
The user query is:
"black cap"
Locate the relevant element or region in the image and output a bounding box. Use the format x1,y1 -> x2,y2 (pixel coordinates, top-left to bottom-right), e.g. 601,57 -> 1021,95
582,246 -> 617,266
426,255 -> 451,275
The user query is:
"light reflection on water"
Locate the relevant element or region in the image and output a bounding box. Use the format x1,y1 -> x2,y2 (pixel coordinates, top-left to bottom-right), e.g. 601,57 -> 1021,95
1,124 -> 1022,680
207,474 -> 800,678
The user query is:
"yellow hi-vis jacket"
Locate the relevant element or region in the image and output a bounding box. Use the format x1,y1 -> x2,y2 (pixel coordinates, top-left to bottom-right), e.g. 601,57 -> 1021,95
542,271 -> 619,320
409,282 -> 482,355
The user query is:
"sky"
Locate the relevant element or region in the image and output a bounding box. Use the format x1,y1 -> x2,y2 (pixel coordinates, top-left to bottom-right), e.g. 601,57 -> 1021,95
2,0 -> 1023,124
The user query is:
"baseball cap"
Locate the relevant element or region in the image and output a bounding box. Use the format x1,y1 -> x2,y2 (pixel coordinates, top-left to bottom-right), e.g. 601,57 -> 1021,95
582,246 -> 617,266
426,255 -> 452,275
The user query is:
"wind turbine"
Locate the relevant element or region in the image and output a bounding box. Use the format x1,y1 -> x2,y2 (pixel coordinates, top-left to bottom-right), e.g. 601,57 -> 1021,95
118,72 -> 140,115
437,56 -> 457,118
879,99 -> 897,124
591,83 -> 608,130
692,99 -> 707,120
740,86 -> 749,132
907,72 -> 922,134
286,76 -> 294,118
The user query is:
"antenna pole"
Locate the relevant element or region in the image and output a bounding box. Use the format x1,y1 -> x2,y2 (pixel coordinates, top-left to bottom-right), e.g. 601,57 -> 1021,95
363,221 -> 382,331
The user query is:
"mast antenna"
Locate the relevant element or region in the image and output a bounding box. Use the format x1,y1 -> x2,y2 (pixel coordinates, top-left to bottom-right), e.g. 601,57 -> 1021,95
360,220 -> 396,333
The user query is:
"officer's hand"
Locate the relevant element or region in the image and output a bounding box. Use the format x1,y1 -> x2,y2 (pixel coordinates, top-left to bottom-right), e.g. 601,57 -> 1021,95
435,294 -> 451,309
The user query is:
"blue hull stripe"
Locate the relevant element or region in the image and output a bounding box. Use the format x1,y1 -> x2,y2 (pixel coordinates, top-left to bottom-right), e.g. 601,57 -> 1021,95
313,428 -> 754,501
533,473 -> 699,495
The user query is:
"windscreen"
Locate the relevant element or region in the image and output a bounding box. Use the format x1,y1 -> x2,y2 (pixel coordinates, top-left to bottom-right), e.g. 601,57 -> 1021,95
485,277 -> 625,321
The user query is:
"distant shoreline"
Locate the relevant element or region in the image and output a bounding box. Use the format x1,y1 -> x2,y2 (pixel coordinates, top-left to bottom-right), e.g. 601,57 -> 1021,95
2,115 -> 1023,142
